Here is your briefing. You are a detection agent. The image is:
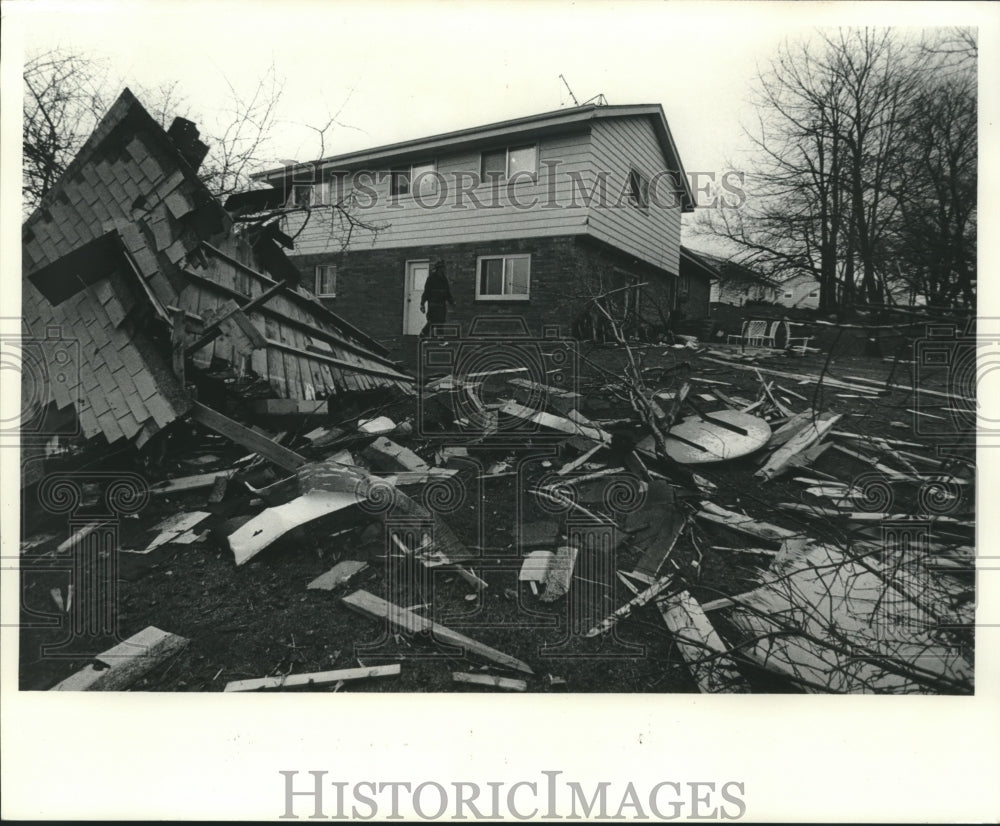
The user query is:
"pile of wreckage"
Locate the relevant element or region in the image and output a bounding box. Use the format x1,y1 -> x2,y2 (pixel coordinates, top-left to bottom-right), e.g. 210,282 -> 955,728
21,91 -> 974,695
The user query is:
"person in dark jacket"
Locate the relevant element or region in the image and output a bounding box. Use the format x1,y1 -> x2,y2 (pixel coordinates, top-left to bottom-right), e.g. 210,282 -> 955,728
420,260 -> 454,337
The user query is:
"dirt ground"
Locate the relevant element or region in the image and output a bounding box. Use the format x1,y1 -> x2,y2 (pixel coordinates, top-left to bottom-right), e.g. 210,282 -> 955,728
19,339 -> 974,693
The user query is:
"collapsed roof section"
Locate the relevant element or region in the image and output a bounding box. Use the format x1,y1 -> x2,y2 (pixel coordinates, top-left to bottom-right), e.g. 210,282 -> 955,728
22,89 -> 413,451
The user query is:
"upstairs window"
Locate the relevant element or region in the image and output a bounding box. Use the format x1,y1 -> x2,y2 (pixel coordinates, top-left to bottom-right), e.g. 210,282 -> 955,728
628,168 -> 650,210
315,264 -> 337,297
390,161 -> 438,198
481,144 -> 538,182
476,254 -> 530,300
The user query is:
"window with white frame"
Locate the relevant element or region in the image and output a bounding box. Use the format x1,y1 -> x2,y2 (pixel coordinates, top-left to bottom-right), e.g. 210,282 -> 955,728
315,264 -> 337,297
476,254 -> 530,300
783,290 -> 794,299
390,161 -> 438,198
480,145 -> 538,182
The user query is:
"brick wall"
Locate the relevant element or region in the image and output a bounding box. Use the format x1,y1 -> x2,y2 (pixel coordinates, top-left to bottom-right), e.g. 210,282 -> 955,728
290,234 -> 677,360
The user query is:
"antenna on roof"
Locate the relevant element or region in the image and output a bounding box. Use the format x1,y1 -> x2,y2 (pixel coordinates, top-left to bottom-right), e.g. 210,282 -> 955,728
559,74 -> 579,107
581,93 -> 608,106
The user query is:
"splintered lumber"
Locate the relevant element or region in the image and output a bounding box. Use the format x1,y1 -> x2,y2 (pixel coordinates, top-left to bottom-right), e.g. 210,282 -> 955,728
223,664 -> 400,692
228,489 -> 361,566
358,416 -> 395,434
125,510 -> 212,555
190,402 -> 307,472
726,542 -> 973,693
756,412 -> 842,481
556,442 -> 604,475
343,590 -> 533,674
507,377 -> 581,416
539,545 -> 579,602
51,626 -> 188,691
56,520 -> 114,553
784,440 -> 832,472
656,590 -> 750,693
766,408 -> 815,449
587,573 -> 673,637
452,672 -> 528,692
362,436 -> 431,473
307,560 -> 369,590
696,501 -> 799,544
519,551 -> 554,583
499,400 -> 611,445
149,471 -> 233,496
705,356 -> 975,403
250,399 -> 328,417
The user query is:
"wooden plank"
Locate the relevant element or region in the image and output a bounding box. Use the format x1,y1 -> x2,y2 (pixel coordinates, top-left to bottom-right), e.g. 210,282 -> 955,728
696,502 -> 799,544
766,408 -> 815,449
587,573 -> 673,637
229,490 -> 361,566
657,589 -> 750,693
756,413 -> 842,481
342,590 -> 533,674
361,437 -> 431,473
452,672 -> 528,692
189,402 -> 307,472
307,560 -> 369,591
149,470 -> 231,496
539,545 -> 579,602
223,664 -> 400,692
50,626 -> 188,691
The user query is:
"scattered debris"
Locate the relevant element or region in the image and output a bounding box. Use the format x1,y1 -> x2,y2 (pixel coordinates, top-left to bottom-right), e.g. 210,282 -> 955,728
539,546 -> 580,602
343,590 -> 534,675
307,561 -> 369,591
51,627 -> 189,691
452,672 -> 528,692
224,664 -> 400,692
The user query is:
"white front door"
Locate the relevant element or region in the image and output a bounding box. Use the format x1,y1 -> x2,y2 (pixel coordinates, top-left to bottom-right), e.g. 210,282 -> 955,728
403,260 -> 429,335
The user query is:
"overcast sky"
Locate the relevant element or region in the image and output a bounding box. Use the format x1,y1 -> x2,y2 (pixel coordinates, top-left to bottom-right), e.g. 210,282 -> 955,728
7,0 -> 997,253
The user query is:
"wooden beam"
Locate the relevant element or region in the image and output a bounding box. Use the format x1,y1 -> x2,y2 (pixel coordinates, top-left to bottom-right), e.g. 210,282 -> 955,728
343,590 -> 533,674
189,402 -> 307,472
452,672 -> 528,692
185,280 -> 287,355
756,413 -> 842,481
587,573 -> 673,637
50,627 -> 188,691
223,664 -> 400,692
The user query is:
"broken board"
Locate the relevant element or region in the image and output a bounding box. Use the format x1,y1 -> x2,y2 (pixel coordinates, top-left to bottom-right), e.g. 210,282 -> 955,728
638,409 -> 771,464
228,489 -> 361,566
50,626 -> 189,691
343,590 -> 533,674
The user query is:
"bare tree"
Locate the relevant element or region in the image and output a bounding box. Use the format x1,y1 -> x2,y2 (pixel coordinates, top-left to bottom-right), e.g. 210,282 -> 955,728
22,49 -> 283,210
694,28 -> 975,310
22,49 -> 111,209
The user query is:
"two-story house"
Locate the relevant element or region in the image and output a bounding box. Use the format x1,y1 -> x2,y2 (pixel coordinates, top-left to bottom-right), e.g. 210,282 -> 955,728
244,104 -> 695,356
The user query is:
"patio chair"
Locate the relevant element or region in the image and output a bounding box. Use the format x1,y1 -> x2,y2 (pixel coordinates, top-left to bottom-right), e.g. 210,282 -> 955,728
784,320 -> 814,354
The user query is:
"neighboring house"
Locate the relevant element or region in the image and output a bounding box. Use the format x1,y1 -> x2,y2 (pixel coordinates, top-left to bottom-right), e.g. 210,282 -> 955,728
776,272 -> 821,309
677,246 -> 716,320
21,89 -> 411,483
243,104 -> 696,353
701,253 -> 781,306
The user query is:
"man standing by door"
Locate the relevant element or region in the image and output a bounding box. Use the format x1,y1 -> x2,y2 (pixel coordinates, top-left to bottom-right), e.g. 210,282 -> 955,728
420,260 -> 454,337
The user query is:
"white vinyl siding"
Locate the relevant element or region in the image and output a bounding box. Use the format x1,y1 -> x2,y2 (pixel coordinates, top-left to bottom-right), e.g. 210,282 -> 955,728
587,117 -> 683,273
285,131 -> 591,254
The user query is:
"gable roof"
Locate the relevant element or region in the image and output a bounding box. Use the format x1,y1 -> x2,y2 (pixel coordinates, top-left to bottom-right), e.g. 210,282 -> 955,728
680,246 -> 721,281
255,103 -> 696,210
691,251 -> 782,289
22,89 -> 413,451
